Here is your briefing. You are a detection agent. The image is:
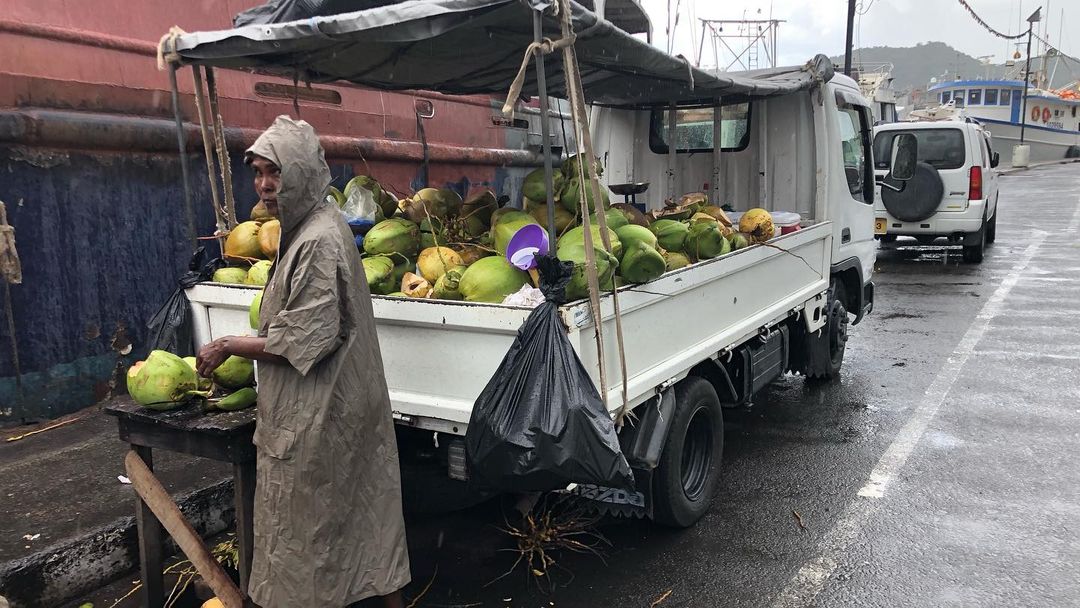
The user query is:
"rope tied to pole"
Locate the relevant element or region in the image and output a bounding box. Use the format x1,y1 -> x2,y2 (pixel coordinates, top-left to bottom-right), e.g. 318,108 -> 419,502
502,34 -> 577,117
156,26 -> 187,70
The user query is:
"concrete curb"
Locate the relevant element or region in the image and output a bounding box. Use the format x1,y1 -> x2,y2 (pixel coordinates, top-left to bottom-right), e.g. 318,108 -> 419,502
0,480 -> 234,608
1000,157 -> 1080,175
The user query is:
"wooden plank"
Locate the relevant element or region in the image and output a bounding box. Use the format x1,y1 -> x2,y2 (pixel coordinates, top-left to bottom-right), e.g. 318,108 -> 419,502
117,421 -> 255,463
133,446 -> 165,608
233,461 -> 257,595
125,450 -> 245,608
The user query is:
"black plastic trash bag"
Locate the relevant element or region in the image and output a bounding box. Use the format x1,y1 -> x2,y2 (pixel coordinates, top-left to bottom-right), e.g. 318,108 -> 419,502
145,248 -> 223,357
465,255 -> 634,492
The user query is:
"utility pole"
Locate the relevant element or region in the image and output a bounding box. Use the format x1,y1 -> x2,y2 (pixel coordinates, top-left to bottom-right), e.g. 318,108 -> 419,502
1020,7 -> 1042,146
844,0 -> 856,76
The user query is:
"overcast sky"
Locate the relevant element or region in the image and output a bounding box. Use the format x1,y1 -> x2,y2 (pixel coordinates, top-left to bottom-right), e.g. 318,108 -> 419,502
639,0 -> 1079,69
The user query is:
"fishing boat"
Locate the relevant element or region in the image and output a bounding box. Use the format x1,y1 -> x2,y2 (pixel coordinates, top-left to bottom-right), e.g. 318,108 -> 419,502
927,78 -> 1080,162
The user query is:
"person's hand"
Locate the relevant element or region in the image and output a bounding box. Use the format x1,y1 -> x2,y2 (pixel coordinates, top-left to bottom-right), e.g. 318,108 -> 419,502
196,337 -> 232,378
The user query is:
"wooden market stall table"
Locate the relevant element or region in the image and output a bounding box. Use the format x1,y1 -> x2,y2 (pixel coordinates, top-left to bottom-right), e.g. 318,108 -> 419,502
105,397 -> 256,608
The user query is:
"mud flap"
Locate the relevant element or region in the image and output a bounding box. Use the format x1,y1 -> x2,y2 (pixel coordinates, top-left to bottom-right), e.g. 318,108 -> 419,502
621,388 -> 677,470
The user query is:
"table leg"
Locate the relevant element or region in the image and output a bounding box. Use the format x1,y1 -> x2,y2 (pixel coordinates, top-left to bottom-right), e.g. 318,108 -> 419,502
132,446 -> 165,608
234,461 -> 256,596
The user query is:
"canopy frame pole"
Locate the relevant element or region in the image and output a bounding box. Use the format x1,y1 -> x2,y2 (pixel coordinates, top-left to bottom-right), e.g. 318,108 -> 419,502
667,102 -> 678,202
168,64 -> 197,250
205,68 -> 237,229
712,97 -> 723,205
758,99 -> 768,208
532,9 -> 558,243
192,66 -> 228,236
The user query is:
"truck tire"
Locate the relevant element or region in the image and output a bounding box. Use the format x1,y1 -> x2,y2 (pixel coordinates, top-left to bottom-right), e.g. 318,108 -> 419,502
651,377 -> 724,528
805,280 -> 848,380
881,162 -> 944,222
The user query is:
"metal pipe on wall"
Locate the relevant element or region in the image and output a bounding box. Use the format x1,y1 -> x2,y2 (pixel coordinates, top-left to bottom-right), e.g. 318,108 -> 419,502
167,65 -> 197,250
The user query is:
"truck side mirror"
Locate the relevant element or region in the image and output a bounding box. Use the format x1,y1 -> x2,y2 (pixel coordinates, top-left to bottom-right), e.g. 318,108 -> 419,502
991,151 -> 1000,168
890,133 -> 917,180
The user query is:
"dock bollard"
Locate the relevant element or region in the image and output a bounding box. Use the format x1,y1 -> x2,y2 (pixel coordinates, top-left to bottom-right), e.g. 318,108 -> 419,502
1011,144 -> 1031,168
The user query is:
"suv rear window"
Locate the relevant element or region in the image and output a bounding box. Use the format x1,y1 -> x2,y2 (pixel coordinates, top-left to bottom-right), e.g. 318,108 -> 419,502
873,128 -> 966,170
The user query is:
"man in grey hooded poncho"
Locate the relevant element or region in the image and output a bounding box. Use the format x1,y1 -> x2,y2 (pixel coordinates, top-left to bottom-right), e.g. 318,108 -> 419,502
197,115 -> 411,607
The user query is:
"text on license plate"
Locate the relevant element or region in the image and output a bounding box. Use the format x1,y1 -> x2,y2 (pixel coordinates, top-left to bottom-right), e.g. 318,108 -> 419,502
874,218 -> 887,235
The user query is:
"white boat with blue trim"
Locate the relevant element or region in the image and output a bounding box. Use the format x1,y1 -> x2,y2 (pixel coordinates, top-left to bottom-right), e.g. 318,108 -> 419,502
927,79 -> 1080,164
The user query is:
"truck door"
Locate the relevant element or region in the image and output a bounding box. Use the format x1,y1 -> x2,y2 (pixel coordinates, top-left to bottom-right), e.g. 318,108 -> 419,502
834,96 -> 875,281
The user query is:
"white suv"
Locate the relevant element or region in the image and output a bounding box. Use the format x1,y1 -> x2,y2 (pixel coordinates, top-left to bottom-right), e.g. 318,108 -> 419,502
872,118 -> 999,263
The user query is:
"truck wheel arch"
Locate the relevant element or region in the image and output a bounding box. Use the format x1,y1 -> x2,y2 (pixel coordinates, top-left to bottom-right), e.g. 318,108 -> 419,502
830,257 -> 866,324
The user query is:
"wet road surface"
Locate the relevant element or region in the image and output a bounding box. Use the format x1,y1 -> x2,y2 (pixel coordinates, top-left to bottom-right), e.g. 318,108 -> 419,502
65,164 -> 1080,608
391,163 -> 1080,608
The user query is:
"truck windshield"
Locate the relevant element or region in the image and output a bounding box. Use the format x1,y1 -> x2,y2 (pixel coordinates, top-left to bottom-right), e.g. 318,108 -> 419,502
873,128 -> 966,170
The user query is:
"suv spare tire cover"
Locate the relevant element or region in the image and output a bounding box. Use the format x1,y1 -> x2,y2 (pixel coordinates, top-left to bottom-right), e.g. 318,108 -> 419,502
882,161 -> 944,223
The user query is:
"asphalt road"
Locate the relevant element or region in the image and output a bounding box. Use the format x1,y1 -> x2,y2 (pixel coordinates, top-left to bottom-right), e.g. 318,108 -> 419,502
65,164 -> 1080,608
390,163 -> 1080,608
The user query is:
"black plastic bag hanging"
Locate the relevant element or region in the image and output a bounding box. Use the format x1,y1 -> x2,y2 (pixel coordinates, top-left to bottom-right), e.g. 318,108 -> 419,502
465,255 -> 634,492
145,248 -> 224,357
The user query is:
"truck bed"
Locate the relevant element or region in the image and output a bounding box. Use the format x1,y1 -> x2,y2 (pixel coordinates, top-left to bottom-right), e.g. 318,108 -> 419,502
187,222 -> 832,435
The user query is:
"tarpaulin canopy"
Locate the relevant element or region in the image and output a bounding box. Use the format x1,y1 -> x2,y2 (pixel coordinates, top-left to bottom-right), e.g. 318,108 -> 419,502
170,0 -> 833,109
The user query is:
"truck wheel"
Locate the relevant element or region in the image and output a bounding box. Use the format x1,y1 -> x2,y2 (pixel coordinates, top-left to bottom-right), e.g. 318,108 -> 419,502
962,220 -> 986,264
805,281 -> 848,380
651,377 -> 724,528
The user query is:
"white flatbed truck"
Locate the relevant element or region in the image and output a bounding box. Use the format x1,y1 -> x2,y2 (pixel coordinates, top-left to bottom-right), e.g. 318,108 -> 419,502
172,2 -> 916,527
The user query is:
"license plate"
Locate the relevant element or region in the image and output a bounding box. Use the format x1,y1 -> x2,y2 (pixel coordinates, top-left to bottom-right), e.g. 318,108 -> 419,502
874,218 -> 887,235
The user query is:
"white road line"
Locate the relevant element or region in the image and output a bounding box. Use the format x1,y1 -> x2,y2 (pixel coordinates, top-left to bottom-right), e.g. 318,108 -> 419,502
770,231 -> 1052,608
972,350 -> 1080,362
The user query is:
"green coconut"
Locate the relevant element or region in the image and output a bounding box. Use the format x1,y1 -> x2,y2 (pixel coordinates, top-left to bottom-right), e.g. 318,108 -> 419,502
212,267 -> 250,285
181,356 -> 213,391
327,186 -> 346,207
343,176 -> 398,219
399,188 -> 463,224
462,191 -> 498,227
249,290 -> 263,330
650,219 -> 690,253
458,256 -> 530,303
418,216 -> 446,250
126,350 -> 203,410
619,241 -> 667,284
522,167 -> 566,203
432,265 -> 468,300
557,225 -> 622,260
224,221 -> 263,260
611,203 -> 651,227
589,207 -> 629,231
614,225 -> 659,259
663,251 -> 692,271
728,231 -> 751,251
362,255 -> 397,295
212,355 -> 255,390
686,221 -> 730,260
561,153 -> 604,179
559,177 -> 610,214
557,243 -> 618,301
246,260 -> 272,286
527,202 -> 577,235
493,211 -> 540,256
363,218 -> 421,258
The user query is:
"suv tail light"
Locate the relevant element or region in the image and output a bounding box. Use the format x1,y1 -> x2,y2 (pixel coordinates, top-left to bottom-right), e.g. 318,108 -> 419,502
969,166 -> 983,201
